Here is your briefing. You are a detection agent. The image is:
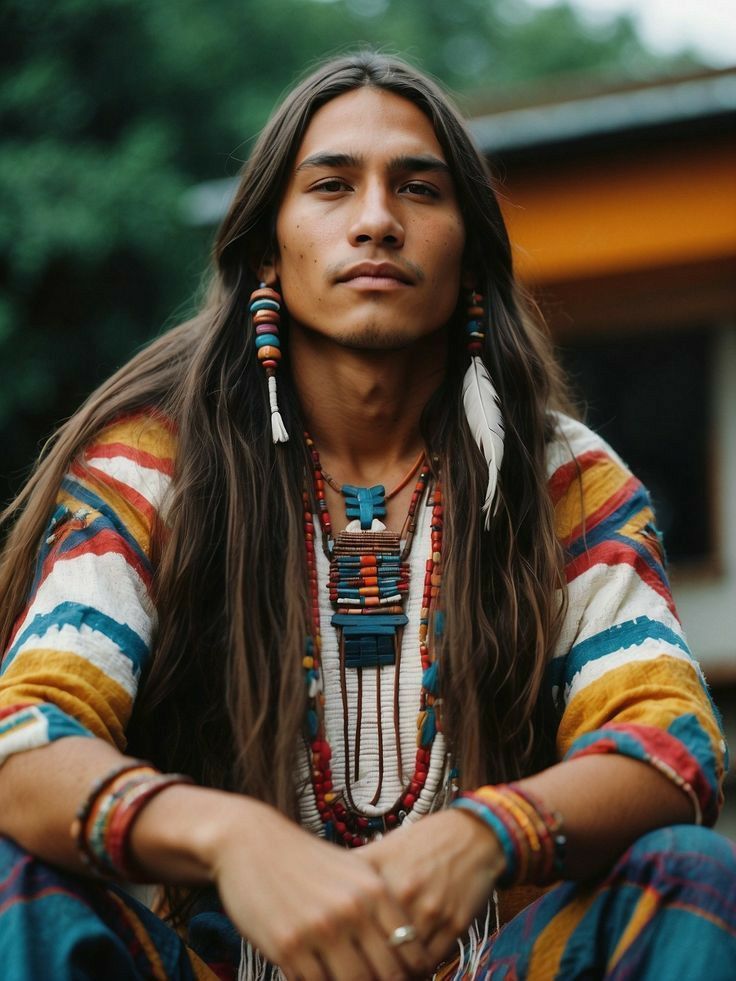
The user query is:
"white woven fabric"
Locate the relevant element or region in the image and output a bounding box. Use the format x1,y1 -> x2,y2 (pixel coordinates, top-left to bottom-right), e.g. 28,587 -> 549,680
296,489 -> 450,834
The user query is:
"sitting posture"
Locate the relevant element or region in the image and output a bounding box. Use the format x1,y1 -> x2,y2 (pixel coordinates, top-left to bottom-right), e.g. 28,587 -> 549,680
0,52 -> 733,980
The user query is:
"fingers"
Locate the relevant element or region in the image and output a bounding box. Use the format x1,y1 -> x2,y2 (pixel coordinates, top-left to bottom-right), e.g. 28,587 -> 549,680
273,869 -> 427,981
320,936 -> 378,981
339,868 -> 432,979
286,928 -> 408,981
422,901 -> 498,974
368,893 -> 433,978
371,866 -> 475,976
278,927 -> 374,981
281,949 -> 326,981
355,917 -> 426,980
280,917 -> 456,981
425,925 -> 464,973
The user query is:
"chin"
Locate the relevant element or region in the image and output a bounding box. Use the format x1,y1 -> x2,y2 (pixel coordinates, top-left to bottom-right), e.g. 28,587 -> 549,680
331,322 -> 427,351
335,327 -> 411,351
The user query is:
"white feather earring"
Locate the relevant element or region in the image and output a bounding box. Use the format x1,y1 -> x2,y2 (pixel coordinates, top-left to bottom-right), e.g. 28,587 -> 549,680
461,290 -> 504,529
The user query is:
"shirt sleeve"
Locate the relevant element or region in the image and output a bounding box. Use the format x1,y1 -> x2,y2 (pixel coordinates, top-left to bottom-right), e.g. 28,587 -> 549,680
0,411 -> 176,763
546,413 -> 727,827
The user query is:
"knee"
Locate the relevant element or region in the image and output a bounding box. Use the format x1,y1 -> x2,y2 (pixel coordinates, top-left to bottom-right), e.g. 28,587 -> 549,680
0,834 -> 34,876
632,823 -> 735,864
614,823 -> 736,888
0,834 -> 95,901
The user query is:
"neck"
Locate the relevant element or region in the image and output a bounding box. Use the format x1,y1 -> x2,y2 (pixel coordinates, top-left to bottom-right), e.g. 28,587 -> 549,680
290,325 -> 447,483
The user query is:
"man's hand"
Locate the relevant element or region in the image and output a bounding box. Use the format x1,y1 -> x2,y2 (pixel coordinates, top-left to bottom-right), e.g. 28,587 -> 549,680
207,799 -> 432,981
358,809 -> 505,968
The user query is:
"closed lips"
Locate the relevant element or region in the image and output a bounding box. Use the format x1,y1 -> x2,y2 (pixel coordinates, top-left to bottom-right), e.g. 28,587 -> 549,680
339,264 -> 413,283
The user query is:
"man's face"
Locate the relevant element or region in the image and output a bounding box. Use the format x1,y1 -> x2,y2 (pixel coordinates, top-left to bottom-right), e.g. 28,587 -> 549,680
273,87 -> 466,351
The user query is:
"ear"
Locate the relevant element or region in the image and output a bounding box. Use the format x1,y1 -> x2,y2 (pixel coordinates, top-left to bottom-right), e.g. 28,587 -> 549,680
461,267 -> 476,291
255,253 -> 279,287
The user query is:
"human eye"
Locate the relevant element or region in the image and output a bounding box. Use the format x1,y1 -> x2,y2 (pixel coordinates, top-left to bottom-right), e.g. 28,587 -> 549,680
312,178 -> 352,193
401,181 -> 440,199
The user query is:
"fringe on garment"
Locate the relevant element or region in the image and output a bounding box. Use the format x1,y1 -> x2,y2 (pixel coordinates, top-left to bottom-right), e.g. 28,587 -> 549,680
236,892 -> 500,981
238,939 -> 285,981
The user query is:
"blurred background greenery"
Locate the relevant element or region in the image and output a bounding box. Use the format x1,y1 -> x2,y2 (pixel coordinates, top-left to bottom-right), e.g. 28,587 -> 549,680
0,0 -> 702,499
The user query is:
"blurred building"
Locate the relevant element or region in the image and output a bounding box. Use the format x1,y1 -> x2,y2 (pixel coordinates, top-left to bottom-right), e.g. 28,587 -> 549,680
474,65 -> 736,670
473,66 -> 736,831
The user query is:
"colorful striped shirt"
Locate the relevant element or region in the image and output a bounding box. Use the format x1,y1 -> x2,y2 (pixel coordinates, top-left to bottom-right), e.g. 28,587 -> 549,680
0,412 -> 175,757
0,410 -> 726,834
546,413 -> 725,827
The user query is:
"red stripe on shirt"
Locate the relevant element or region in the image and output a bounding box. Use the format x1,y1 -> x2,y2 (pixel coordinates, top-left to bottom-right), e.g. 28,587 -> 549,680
547,450 -> 609,506
569,722 -> 718,826
565,540 -> 676,617
69,461 -> 157,528
83,441 -> 174,478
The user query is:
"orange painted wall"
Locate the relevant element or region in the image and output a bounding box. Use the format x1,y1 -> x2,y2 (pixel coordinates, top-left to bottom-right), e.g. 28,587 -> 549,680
498,140 -> 736,286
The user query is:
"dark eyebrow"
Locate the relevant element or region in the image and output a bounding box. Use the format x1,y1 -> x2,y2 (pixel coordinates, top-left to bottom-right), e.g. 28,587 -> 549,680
294,151 -> 451,176
295,152 -> 363,173
388,154 -> 451,176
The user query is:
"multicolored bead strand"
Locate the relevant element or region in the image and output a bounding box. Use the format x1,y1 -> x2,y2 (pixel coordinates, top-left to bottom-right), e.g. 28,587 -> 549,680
302,486 -> 324,741
71,763 -> 194,881
465,289 -> 486,355
306,433 -> 332,548
451,783 -> 566,886
249,283 -> 288,443
418,484 -> 444,747
302,435 -> 444,846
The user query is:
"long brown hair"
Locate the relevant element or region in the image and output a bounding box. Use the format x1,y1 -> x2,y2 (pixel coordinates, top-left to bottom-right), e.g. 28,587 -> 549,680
0,52 -> 572,818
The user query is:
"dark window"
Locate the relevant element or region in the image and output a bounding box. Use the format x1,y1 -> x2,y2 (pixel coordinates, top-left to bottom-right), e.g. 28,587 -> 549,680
558,327 -> 714,566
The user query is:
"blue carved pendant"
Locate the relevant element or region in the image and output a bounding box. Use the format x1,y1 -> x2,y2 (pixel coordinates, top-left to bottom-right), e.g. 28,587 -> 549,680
341,484 -> 386,531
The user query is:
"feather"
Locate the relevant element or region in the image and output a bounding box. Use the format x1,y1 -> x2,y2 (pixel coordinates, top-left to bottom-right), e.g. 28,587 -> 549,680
461,355 -> 504,529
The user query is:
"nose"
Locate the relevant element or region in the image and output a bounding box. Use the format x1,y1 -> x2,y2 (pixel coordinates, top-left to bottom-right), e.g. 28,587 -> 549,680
348,182 -> 404,249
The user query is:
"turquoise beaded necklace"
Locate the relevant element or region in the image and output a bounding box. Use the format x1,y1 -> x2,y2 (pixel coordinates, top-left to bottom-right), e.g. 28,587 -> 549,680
303,433 -> 444,847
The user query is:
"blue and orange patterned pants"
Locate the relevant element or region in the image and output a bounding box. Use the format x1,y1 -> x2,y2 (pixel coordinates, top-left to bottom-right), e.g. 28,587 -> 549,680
0,825 -> 734,979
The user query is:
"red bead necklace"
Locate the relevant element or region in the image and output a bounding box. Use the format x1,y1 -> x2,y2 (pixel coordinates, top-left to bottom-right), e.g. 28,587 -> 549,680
303,434 -> 444,847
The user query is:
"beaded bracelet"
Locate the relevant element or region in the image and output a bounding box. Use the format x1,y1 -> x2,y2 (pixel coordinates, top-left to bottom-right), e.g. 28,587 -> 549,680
84,769 -> 154,871
508,782 -> 567,880
72,761 -> 194,881
451,791 -> 521,885
107,772 -> 194,880
451,783 -> 567,886
71,760 -> 152,857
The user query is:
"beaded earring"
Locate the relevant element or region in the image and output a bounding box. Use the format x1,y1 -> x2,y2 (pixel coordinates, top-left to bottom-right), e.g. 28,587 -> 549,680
460,287 -> 505,528
249,282 -> 289,443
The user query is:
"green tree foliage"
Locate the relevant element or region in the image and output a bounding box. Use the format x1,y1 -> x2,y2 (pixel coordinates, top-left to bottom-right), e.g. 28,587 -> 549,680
0,0 -> 695,497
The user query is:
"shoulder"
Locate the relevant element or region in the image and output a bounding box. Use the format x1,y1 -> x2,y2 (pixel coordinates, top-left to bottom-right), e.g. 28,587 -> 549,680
82,408 -> 178,473
59,408 -> 179,550
545,411 -> 627,481
544,412 -> 650,547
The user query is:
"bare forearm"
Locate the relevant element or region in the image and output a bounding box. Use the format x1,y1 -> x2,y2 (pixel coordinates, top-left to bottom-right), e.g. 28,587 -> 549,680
0,737 -> 257,885
520,755 -> 694,878
0,739 -> 432,976
0,737 -> 125,872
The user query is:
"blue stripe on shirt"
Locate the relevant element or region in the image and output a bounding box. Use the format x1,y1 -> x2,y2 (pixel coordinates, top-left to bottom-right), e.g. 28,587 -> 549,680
2,601 -> 149,675
549,616 -> 692,690
60,477 -> 151,569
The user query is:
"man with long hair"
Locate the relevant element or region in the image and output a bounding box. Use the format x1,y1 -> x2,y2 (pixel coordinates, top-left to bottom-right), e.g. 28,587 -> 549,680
0,52 -> 732,980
